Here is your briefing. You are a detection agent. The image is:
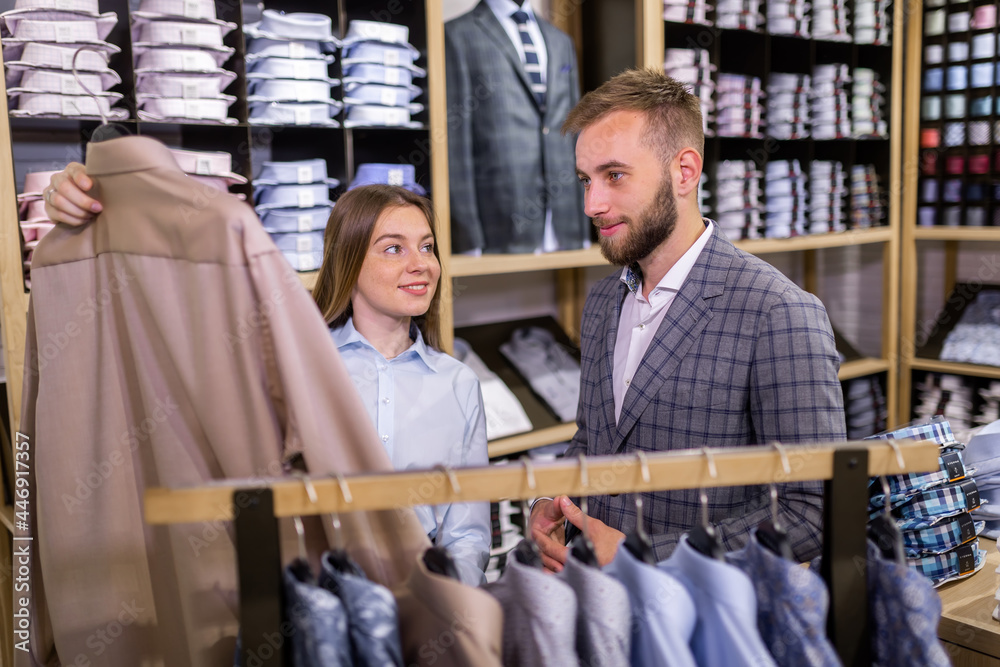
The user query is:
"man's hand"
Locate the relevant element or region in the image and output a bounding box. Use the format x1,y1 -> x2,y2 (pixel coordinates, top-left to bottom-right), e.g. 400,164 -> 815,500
46,162 -> 102,226
530,496 -> 624,573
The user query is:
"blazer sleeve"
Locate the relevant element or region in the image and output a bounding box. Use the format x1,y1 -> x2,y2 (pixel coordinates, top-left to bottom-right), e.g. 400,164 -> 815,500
445,25 -> 485,253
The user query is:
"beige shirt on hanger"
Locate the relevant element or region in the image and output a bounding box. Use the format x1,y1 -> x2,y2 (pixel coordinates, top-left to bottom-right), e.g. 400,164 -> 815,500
18,136 -> 431,667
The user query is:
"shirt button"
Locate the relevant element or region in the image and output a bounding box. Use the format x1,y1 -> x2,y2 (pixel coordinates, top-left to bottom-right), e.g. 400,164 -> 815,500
381,435 -> 389,442
542,126 -> 550,135
624,378 -> 631,386
378,364 -> 387,371
383,398 -> 390,404
638,324 -> 646,330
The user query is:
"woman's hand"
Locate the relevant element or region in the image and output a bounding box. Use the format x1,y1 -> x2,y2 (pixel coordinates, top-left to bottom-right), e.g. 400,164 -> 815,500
45,163 -> 103,226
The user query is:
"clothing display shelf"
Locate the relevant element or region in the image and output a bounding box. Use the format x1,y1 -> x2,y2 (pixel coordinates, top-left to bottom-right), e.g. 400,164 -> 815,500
144,437 -> 940,667
899,0 -> 1000,421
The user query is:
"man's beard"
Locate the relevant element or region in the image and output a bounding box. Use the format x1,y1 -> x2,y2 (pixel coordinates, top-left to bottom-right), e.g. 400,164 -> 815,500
596,176 -> 678,267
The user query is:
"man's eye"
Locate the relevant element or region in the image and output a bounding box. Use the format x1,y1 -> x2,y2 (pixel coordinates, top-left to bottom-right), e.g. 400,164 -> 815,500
610,172 -> 624,182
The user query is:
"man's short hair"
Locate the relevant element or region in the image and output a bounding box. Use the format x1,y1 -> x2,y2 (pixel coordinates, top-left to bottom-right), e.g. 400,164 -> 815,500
562,67 -> 705,162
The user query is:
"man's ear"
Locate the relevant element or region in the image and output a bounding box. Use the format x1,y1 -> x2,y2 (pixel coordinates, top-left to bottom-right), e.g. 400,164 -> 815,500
674,148 -> 703,197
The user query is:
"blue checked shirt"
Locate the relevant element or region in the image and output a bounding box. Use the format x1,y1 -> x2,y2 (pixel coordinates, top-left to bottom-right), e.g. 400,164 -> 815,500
893,479 -> 983,522
908,540 -> 986,586
902,511 -> 984,557
868,452 -> 970,509
867,416 -> 962,449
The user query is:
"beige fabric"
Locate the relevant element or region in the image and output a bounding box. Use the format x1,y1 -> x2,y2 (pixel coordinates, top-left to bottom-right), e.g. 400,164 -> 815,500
18,135 -> 429,667
394,553 -> 503,667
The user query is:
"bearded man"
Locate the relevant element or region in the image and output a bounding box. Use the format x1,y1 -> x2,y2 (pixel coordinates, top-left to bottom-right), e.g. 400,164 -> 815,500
529,68 -> 847,570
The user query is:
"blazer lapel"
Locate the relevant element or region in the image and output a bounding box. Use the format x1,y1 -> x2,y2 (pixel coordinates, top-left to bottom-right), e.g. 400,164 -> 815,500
612,226 -> 734,453
472,2 -> 538,111
599,279 -> 629,452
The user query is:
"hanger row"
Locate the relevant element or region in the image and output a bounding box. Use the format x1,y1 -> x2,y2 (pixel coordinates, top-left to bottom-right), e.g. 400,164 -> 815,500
144,438 -> 938,525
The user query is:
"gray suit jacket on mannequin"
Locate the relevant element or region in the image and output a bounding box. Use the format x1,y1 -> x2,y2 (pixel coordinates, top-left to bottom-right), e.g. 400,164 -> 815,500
445,0 -> 588,253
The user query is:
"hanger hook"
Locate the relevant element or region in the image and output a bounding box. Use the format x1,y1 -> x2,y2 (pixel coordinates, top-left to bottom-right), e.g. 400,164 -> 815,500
635,451 -> 650,537
770,442 -> 790,528
886,440 -> 905,472
335,472 -> 353,505
771,442 -> 791,476
436,464 -> 461,495
578,453 -> 590,541
291,472 -> 318,561
880,475 -> 893,518
71,46 -> 110,125
520,455 -> 537,492
699,448 -> 718,529
519,455 -> 537,540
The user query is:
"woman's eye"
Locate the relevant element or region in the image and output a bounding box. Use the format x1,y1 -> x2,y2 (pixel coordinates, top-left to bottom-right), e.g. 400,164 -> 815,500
421,243 -> 434,252
385,244 -> 402,254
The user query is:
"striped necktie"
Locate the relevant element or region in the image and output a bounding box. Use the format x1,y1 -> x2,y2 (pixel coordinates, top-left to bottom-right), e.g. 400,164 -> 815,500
511,10 -> 546,109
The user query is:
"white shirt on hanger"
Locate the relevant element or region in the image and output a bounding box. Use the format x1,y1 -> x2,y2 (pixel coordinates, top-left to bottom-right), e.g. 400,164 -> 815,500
613,220 -> 714,422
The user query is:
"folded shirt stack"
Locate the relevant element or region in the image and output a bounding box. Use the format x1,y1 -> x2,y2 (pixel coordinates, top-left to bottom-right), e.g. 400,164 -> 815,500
866,417 -> 988,587
844,375 -> 888,439
246,9 -> 342,127
662,0 -> 712,26
168,147 -> 246,197
16,169 -> 61,283
714,159 -> 763,241
852,68 -> 888,138
940,292 -> 1000,367
763,159 -> 807,238
813,0 -> 851,41
130,0 -> 238,124
341,20 -> 425,129
253,158 -> 340,271
913,374 -> 977,443
975,382 -> 1000,429
850,163 -> 884,229
806,160 -> 847,234
964,425 -> 1000,544
499,326 -> 580,424
716,0 -> 764,31
716,73 -> 764,138
853,0 -> 891,44
452,339 -> 532,441
663,48 -> 715,136
1,0 -> 127,120
811,63 -> 851,139
348,162 -> 426,195
767,0 -> 809,36
766,72 -> 810,140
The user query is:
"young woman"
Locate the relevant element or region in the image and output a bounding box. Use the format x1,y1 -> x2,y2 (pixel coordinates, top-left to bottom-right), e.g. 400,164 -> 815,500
44,168 -> 490,586
312,185 -> 490,585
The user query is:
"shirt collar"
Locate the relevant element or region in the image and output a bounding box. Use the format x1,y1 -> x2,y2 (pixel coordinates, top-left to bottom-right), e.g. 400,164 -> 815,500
619,218 -> 714,297
331,317 -> 438,373
485,0 -> 536,22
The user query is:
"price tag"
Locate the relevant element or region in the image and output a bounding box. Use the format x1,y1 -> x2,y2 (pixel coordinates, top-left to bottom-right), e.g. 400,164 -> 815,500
182,52 -> 200,70
182,28 -> 199,44
380,88 -> 396,106
183,0 -> 203,18
388,108 -> 407,125
295,83 -> 311,102
297,166 -> 312,184
195,158 -> 213,175
296,235 -> 313,253
297,189 -> 315,208
384,50 -> 400,66
288,42 -> 306,59
182,82 -> 200,99
60,76 -> 80,95
55,24 -> 75,42
185,100 -> 202,118
61,50 -> 76,69
61,97 -> 82,116
293,106 -> 311,125
55,0 -> 73,9
387,168 -> 404,186
384,68 -> 401,85
297,214 -> 312,232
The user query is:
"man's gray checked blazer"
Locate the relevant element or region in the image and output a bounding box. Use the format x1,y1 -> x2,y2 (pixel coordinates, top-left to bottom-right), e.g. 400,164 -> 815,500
445,1 -> 588,253
566,222 -> 847,562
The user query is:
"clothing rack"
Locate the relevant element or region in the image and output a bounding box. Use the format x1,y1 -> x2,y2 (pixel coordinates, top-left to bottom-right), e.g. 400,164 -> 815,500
144,439 -> 939,667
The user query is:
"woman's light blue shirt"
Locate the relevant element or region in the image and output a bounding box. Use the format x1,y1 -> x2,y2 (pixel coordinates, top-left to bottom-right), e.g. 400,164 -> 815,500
331,317 -> 491,586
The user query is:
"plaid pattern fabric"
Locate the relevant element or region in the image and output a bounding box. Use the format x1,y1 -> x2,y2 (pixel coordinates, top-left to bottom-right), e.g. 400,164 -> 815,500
944,121 -> 966,146
895,479 -> 982,521
445,2 -> 587,253
868,452 -> 969,508
903,512 -> 984,557
867,417 -> 960,448
566,223 -> 845,563
908,541 -> 985,585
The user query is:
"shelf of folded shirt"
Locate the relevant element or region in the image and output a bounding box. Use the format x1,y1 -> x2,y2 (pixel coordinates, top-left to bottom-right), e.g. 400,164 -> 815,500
910,359 -> 1000,381
914,227 -> 1000,242
937,537 -> 1000,660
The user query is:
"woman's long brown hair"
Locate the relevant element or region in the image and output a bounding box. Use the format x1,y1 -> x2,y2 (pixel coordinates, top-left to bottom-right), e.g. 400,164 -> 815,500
312,185 -> 442,349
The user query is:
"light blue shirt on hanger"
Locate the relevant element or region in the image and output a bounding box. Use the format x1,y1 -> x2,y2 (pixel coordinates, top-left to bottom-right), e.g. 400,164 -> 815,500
331,317 -> 491,586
